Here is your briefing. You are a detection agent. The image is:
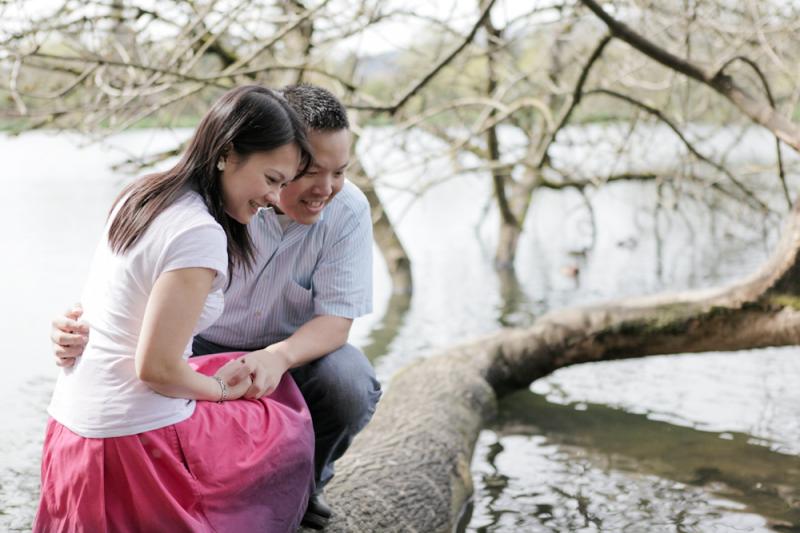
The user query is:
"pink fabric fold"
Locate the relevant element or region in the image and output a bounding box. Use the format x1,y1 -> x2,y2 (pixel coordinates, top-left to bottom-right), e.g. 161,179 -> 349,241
35,352 -> 315,533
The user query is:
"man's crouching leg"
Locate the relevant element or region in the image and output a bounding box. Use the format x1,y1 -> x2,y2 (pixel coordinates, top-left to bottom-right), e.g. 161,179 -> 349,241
291,344 -> 382,529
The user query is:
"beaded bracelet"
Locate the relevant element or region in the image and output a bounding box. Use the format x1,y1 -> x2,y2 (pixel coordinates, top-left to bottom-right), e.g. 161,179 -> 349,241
212,376 -> 227,403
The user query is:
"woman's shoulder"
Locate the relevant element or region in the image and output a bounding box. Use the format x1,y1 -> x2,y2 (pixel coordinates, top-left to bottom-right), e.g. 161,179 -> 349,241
151,190 -> 228,276
135,189 -> 226,258
171,189 -> 217,219
161,189 -> 223,233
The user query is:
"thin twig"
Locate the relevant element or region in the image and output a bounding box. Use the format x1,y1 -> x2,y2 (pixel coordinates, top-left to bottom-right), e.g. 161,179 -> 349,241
350,0 -> 499,114
578,0 -> 800,152
584,88 -> 770,213
718,55 -> 792,208
537,33 -> 613,168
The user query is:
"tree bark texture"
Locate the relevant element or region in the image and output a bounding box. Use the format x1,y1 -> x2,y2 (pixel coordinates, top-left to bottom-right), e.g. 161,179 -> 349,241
362,184 -> 413,295
319,200 -> 800,532
350,160 -> 414,295
495,221 -> 522,270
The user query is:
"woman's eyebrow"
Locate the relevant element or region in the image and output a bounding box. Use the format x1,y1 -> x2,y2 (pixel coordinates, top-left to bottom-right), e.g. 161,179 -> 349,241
266,168 -> 289,180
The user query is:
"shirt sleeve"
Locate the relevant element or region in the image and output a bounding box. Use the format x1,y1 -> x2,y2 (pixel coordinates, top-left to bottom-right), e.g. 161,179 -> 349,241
311,203 -> 373,318
157,223 -> 228,292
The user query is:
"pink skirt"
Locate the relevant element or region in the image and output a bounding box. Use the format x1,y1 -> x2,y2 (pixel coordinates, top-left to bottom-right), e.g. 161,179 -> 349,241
34,353 -> 315,533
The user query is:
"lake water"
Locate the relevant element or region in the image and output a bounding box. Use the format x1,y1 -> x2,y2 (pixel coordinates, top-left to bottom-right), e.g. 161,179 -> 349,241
1,125 -> 799,531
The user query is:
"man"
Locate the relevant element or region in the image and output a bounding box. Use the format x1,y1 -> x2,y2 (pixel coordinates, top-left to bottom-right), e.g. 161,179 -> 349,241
50,84 -> 381,530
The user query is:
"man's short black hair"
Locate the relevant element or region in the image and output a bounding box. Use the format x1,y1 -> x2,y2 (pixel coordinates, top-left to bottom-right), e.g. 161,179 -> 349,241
280,84 -> 350,131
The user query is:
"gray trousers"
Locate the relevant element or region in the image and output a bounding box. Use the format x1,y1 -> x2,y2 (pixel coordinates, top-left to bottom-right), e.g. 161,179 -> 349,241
192,336 -> 382,490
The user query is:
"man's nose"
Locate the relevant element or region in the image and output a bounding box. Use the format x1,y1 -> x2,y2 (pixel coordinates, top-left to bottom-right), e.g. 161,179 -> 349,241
312,174 -> 333,196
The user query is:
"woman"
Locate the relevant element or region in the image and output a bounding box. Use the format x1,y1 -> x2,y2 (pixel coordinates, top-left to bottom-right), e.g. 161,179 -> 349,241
34,86 -> 315,532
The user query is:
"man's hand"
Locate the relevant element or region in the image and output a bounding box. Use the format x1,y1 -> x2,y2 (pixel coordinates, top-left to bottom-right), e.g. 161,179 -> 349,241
241,347 -> 292,399
51,304 -> 89,368
231,315 -> 351,398
214,357 -> 254,400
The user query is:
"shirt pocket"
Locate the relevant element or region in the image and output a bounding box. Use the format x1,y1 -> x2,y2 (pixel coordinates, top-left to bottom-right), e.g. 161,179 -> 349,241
284,280 -> 314,323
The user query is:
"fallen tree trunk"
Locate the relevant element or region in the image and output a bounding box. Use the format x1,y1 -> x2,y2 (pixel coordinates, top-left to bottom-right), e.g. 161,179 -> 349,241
320,199 -> 800,532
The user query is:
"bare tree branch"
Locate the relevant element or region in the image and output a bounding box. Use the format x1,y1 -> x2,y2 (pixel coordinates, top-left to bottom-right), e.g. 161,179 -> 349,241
579,0 -> 800,152
718,55 -> 791,209
584,88 -> 770,213
537,33 -> 613,169
350,0 -> 498,114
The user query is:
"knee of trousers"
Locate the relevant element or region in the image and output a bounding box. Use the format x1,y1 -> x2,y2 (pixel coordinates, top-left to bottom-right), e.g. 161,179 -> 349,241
309,344 -> 382,432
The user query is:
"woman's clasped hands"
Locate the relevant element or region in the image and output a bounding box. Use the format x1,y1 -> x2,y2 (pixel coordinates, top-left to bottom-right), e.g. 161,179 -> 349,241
213,347 -> 290,400
213,358 -> 254,401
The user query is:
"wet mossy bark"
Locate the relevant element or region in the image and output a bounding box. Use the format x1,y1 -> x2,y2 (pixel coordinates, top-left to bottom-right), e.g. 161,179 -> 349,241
317,201 -> 800,532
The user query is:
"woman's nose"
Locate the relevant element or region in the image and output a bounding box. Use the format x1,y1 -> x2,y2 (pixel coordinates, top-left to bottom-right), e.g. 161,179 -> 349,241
263,188 -> 280,205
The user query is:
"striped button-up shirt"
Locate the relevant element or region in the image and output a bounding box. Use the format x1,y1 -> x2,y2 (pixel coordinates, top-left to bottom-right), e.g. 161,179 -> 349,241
200,180 -> 373,350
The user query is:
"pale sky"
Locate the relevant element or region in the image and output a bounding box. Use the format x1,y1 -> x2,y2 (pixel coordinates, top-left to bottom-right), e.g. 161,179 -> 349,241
332,0 -> 560,56
3,0 -> 561,57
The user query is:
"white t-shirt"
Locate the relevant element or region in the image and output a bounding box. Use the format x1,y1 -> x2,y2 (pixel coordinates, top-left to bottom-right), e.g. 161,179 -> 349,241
48,190 -> 228,438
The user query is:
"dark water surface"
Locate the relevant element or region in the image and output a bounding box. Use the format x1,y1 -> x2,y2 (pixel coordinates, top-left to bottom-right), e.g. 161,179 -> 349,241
466,383 -> 800,532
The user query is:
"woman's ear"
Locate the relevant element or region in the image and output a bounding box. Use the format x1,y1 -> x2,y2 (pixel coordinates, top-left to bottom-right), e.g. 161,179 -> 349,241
217,143 -> 234,171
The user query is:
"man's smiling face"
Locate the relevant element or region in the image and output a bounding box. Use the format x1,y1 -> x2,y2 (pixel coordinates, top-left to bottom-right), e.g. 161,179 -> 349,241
276,128 -> 351,225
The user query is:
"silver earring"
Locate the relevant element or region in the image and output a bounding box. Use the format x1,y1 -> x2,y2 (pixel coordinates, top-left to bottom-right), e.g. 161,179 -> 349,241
217,159 -> 225,171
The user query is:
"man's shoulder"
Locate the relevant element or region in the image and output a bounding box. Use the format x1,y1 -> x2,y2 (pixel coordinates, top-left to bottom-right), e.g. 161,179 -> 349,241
325,180 -> 369,221
333,180 -> 368,208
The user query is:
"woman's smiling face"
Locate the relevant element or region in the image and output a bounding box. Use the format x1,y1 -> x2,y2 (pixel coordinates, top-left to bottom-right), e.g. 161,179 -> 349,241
221,143 -> 302,224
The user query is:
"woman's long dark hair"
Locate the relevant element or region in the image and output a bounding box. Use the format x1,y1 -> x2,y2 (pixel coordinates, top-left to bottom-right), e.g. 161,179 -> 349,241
107,85 -> 311,277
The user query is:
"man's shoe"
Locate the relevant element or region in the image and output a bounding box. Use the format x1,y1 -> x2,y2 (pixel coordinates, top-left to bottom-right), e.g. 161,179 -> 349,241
301,491 -> 332,530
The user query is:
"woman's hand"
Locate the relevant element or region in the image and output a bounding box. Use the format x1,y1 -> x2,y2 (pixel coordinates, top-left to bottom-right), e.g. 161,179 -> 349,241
240,348 -> 291,399
214,357 -> 253,401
